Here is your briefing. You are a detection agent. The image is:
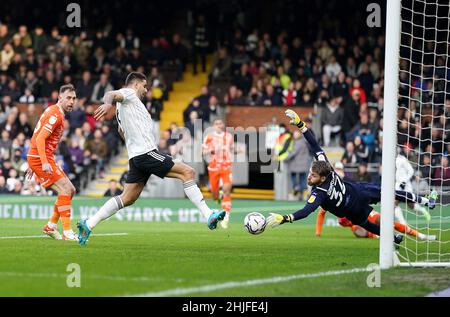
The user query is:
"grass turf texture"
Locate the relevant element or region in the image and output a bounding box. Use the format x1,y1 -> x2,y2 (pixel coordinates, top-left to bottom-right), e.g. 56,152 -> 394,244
0,198 -> 449,296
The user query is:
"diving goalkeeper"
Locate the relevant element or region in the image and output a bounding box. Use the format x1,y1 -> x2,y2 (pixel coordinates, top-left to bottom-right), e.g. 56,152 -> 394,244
267,109 -> 438,243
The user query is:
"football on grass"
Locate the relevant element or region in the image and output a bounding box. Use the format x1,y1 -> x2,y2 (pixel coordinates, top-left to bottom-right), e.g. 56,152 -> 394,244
244,212 -> 266,235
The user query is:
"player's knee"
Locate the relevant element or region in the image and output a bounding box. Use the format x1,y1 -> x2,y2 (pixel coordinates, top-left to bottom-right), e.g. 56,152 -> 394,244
182,166 -> 195,181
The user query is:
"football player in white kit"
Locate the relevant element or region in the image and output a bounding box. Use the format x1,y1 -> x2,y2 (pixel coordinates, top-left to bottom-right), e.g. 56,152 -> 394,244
395,149 -> 431,224
77,72 -> 225,245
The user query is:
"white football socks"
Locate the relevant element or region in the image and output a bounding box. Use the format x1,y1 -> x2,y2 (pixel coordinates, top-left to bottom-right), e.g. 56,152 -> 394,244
47,221 -> 57,229
183,180 -> 213,219
86,196 -> 124,230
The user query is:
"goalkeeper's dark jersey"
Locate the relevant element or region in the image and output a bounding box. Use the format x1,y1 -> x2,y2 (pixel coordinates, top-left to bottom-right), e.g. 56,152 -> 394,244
291,128 -> 373,224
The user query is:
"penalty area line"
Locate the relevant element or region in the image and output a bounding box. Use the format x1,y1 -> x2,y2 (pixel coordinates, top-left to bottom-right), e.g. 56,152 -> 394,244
0,233 -> 129,239
127,267 -> 370,297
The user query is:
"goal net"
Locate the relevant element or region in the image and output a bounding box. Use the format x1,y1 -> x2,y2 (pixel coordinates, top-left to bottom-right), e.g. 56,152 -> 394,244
384,0 -> 450,267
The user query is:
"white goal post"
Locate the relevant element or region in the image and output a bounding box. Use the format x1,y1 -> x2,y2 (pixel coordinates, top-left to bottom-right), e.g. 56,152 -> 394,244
381,0 -> 450,268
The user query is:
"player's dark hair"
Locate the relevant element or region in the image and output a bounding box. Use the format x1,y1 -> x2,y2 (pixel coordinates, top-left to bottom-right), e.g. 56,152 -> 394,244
125,72 -> 147,86
311,161 -> 332,177
59,84 -> 76,94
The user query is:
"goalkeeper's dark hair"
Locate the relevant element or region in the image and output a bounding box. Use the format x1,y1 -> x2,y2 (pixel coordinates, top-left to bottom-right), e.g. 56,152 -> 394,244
311,161 -> 333,177
125,72 -> 147,86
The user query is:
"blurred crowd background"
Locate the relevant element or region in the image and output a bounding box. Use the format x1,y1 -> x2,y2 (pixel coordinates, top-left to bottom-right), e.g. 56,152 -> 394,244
0,0 -> 449,199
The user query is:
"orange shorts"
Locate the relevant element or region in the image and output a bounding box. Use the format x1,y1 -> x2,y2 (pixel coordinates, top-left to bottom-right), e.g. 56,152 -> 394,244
27,156 -> 66,188
208,168 -> 232,194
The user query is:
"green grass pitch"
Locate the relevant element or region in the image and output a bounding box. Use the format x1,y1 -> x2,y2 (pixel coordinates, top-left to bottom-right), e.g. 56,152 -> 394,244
0,197 -> 449,297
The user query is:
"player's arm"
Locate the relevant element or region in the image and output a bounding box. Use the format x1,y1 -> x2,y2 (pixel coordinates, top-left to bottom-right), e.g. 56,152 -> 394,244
285,109 -> 329,162
202,135 -> 214,155
35,127 -> 54,174
94,90 -> 125,120
267,191 -> 325,228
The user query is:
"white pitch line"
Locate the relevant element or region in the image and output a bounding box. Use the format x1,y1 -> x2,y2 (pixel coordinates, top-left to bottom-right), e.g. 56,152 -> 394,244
0,271 -> 172,283
128,267 -> 370,297
0,233 -> 128,239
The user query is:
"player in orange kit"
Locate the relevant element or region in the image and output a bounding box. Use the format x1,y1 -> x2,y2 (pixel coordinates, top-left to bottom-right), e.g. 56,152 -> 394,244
26,84 -> 78,241
203,119 -> 234,229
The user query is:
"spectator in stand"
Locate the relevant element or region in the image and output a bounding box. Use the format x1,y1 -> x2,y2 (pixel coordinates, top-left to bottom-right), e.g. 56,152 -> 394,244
331,72 -> 349,99
69,139 -> 84,167
40,70 -> 59,99
354,135 -> 369,163
191,15 -> 209,75
349,78 -> 367,104
90,47 -> 109,74
185,111 -> 201,137
104,179 -> 123,197
194,85 -> 211,108
282,82 -> 297,106
76,70 -> 94,102
321,97 -> 344,147
261,84 -> 282,106
183,99 -> 204,124
101,124 -> 119,159
0,175 -> 9,193
210,46 -> 232,83
358,62 -> 375,97
4,80 -> 21,101
348,112 -> 376,149
434,156 -> 450,186
342,89 -> 361,141
0,130 -> 12,160
0,43 -> 14,72
168,33 -> 188,80
91,73 -> 113,103
19,88 -> 35,103
325,55 -> 342,83
85,129 -> 108,178
354,163 -> 372,182
17,113 -> 32,138
0,112 -> 19,139
233,64 -> 253,95
0,25 -> 10,49
204,95 -> 222,125
247,86 -> 263,106
342,141 -> 358,165
285,130 -> 313,201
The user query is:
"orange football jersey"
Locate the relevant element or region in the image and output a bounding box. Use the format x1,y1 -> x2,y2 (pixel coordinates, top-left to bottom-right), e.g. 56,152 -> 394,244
203,131 -> 234,170
28,105 -> 65,159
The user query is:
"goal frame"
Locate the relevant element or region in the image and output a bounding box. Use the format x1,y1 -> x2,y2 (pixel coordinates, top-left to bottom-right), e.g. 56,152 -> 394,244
380,0 -> 450,268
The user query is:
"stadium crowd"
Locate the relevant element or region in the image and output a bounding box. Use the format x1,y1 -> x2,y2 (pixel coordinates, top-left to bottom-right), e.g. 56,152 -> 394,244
1,0 -> 449,197
0,19 -> 192,195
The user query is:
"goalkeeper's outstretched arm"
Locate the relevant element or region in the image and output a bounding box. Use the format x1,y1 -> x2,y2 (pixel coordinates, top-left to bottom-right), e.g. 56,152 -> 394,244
267,192 -> 325,228
285,109 -> 329,163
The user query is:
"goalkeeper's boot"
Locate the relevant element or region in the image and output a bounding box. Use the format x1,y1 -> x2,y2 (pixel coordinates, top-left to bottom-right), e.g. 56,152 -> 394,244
427,190 -> 438,210
394,233 -> 404,249
77,219 -> 92,246
207,210 -> 226,230
43,224 -> 62,240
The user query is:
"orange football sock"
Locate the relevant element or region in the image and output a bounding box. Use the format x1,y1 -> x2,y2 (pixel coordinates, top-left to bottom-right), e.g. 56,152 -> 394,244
316,209 -> 326,236
221,196 -> 232,213
57,195 -> 73,231
49,204 -> 60,225
394,222 -> 418,237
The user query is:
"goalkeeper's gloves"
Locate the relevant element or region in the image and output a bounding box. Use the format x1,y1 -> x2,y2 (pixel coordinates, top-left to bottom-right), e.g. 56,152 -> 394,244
266,213 -> 294,228
285,109 -> 306,130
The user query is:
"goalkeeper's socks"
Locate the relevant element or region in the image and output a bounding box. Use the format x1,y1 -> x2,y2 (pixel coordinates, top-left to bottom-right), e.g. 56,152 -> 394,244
359,219 -> 380,236
183,181 -> 212,219
86,196 -> 124,230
